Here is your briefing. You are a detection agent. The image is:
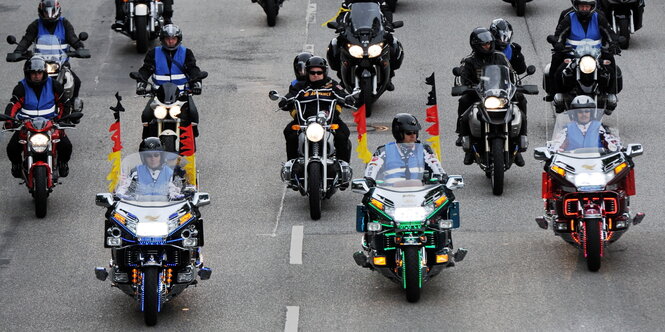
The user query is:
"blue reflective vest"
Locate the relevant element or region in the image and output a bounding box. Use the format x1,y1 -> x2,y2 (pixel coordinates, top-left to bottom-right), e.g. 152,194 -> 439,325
503,44 -> 513,61
19,78 -> 57,120
383,143 -> 425,182
136,165 -> 174,196
566,12 -> 601,47
153,46 -> 188,89
37,18 -> 68,47
565,121 -> 603,150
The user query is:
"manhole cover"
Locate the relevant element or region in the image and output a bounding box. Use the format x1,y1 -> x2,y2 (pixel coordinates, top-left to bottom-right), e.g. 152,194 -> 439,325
350,123 -> 390,132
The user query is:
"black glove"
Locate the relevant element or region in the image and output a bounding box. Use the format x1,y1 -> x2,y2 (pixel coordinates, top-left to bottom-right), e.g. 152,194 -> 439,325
136,82 -> 147,95
191,81 -> 202,95
553,42 -> 565,52
343,94 -> 356,106
608,43 -> 621,55
278,99 -> 294,110
364,177 -> 376,188
6,52 -> 23,62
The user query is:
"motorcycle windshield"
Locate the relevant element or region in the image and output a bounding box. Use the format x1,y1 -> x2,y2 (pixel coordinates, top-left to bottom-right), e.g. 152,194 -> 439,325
479,65 -> 514,99
34,35 -> 68,64
573,38 -> 601,58
547,109 -> 621,156
114,152 -> 189,204
349,3 -> 383,33
372,143 -> 436,189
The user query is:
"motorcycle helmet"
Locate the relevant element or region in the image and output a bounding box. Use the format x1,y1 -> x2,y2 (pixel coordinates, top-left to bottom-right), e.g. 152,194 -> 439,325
160,24 -> 183,51
293,52 -> 313,81
571,0 -> 596,19
139,137 -> 165,166
568,95 -> 600,123
470,27 -> 495,55
392,113 -> 422,142
489,18 -> 513,51
38,0 -> 62,23
305,56 -> 329,79
23,56 -> 48,85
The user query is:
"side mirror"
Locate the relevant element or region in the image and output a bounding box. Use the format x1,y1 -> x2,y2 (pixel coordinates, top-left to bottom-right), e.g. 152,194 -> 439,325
96,193 -> 114,208
526,65 -> 536,76
6,35 -> 17,45
625,143 -> 643,157
445,175 -> 464,190
391,21 -> 404,29
326,22 -> 339,30
452,67 -> 461,77
78,32 -> 89,41
191,192 -> 211,207
546,35 -> 557,45
351,178 -> 370,195
534,147 -> 552,161
268,90 -> 280,101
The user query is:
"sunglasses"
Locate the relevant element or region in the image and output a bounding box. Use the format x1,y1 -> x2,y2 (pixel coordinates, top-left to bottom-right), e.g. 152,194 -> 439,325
579,110 -> 592,114
404,131 -> 418,136
309,71 -> 324,75
146,153 -> 161,158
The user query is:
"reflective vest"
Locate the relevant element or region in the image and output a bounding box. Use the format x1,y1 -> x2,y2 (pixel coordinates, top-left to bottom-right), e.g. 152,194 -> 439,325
565,121 -> 603,150
566,12 -> 601,47
19,78 -> 57,120
152,46 -> 188,90
383,143 -> 425,183
503,44 -> 513,61
37,18 -> 69,51
136,164 -> 174,196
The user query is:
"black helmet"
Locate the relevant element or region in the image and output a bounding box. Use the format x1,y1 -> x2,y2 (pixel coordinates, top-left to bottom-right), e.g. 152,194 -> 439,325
293,52 -> 313,81
470,27 -> 495,55
159,24 -> 183,51
571,0 -> 596,19
489,18 -> 513,51
23,56 -> 48,84
392,113 -> 422,142
38,0 -> 62,23
139,137 -> 165,152
568,95 -> 600,123
305,56 -> 328,79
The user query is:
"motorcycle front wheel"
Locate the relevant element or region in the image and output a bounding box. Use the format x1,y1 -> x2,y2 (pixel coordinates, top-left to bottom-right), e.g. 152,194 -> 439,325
618,18 -> 631,49
403,247 -> 421,303
584,219 -> 602,272
142,266 -> 161,326
491,138 -> 505,196
307,162 -> 322,220
33,166 -> 49,218
135,15 -> 150,53
360,77 -> 374,117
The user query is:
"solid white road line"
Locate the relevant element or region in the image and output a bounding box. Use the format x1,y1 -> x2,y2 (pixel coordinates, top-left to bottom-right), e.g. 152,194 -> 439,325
290,225 -> 304,265
284,306 -> 300,332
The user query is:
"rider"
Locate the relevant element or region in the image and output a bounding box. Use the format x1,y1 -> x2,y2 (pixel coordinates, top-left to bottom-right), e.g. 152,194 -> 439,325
547,0 -> 620,105
10,0 -> 87,102
279,56 -> 352,162
4,56 -> 72,178
291,52 -> 313,91
338,1 -> 394,25
550,95 -> 621,152
364,113 -> 447,184
135,24 -> 202,139
113,0 -> 174,30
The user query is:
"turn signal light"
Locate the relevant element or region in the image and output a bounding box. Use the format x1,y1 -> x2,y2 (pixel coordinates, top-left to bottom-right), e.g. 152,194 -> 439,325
113,213 -> 126,224
291,124 -> 301,131
434,195 -> 448,207
370,198 -> 384,210
330,124 -> 339,130
179,212 -> 193,225
373,256 -> 387,266
614,162 -> 627,174
551,165 -> 566,177
436,254 -> 449,263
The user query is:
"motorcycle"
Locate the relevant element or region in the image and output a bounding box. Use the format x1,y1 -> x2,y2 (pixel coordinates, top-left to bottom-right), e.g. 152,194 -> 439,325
269,88 -> 355,220
452,64 -> 538,195
94,151 -> 212,326
130,71 -> 208,153
114,0 -> 165,53
502,0 -> 532,17
0,112 -> 83,218
6,34 -> 90,116
543,37 -> 622,113
534,110 -> 644,272
251,0 -> 285,27
599,0 -> 645,49
350,151 -> 467,302
326,2 -> 404,117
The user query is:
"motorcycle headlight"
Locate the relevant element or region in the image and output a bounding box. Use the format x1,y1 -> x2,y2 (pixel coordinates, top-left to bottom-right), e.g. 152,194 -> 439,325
305,123 -> 325,142
348,44 -> 364,58
579,56 -> 597,74
367,44 -> 383,58
46,63 -> 59,74
154,106 -> 168,119
169,105 -> 182,118
29,133 -> 50,153
136,222 -> 169,238
572,173 -> 607,187
393,207 -> 429,222
484,96 -> 508,109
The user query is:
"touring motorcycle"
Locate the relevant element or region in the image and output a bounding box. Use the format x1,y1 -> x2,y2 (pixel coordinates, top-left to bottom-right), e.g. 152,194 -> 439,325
326,2 -> 404,117
452,64 -> 538,195
114,0 -> 165,53
94,151 -> 211,326
534,110 -> 644,271
0,112 -> 83,218
351,149 -> 467,302
599,0 -> 645,49
269,88 -> 355,220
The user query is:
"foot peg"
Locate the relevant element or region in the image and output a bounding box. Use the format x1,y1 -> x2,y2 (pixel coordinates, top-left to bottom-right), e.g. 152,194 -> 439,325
94,267 -> 108,281
632,212 -> 645,225
535,216 -> 549,229
198,267 -> 212,280
453,248 -> 467,262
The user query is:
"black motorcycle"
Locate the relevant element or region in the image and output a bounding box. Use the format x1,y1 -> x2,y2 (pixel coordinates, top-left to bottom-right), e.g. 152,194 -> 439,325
599,0 -> 645,49
326,2 -> 403,117
452,64 -> 538,195
252,0 -> 284,27
502,0 -> 532,17
114,0 -> 165,53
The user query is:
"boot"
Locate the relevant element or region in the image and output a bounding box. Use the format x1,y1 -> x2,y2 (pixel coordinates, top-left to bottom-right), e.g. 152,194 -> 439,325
58,161 -> 69,177
455,135 -> 463,147
514,153 -> 525,167
11,162 -> 21,178
463,152 -> 474,165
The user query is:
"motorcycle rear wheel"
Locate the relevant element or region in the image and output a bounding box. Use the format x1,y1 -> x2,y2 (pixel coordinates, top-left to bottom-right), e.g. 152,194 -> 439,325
491,138 -> 505,196
403,247 -> 421,303
386,0 -> 397,12
135,15 -> 150,53
263,0 -> 278,27
33,166 -> 48,218
142,266 -> 161,326
515,0 -> 526,17
307,162 -> 322,220
618,18 -> 631,49
585,219 -> 602,272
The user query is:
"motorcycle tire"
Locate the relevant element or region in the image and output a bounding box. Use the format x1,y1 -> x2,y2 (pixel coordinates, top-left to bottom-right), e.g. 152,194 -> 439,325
307,162 -> 322,220
618,18 -> 630,49
361,77 -> 373,117
515,0 -> 526,17
142,266 -> 161,326
491,138 -> 504,196
403,247 -> 421,303
135,15 -> 150,53
33,166 -> 48,218
263,0 -> 279,27
584,219 -> 602,272
386,0 -> 397,12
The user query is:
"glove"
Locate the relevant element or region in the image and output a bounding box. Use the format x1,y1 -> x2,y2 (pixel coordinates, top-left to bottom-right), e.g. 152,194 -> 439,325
278,99 -> 294,110
6,52 -> 23,62
553,42 -> 565,52
191,81 -> 202,95
136,82 -> 147,95
609,43 -> 621,55
364,177 -> 376,188
344,94 -> 356,106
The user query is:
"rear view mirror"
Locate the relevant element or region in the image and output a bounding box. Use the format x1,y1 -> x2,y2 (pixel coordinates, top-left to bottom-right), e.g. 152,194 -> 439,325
625,144 -> 643,157
351,178 -> 370,194
534,147 -> 552,161
268,90 -> 280,101
6,35 -> 17,45
452,67 -> 461,77
96,193 -> 114,208
191,192 -> 211,207
526,65 -> 536,76
78,32 -> 89,41
546,35 -> 557,44
445,175 -> 464,190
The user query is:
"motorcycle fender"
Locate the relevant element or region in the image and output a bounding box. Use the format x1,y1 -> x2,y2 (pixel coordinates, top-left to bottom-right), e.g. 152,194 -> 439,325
160,129 -> 177,137
509,106 -> 522,137
134,4 -> 149,16
63,70 -> 75,91
469,107 -> 482,137
28,162 -> 52,190
361,69 -> 372,79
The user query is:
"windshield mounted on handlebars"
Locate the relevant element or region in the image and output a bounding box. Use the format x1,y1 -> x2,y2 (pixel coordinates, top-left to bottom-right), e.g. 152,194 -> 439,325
115,152 -> 190,204
479,65 -> 515,100
348,3 -> 383,35
371,143 -> 436,189
34,35 -> 69,65
547,109 -> 621,156
572,38 -> 602,58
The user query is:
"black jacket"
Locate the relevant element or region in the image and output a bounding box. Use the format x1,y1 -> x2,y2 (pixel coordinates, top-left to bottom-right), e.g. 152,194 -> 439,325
459,51 -> 511,86
280,77 -> 348,117
14,19 -> 85,53
138,47 -> 202,83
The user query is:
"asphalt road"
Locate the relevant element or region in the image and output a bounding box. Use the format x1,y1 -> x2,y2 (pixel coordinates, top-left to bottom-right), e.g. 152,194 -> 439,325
0,0 -> 664,330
